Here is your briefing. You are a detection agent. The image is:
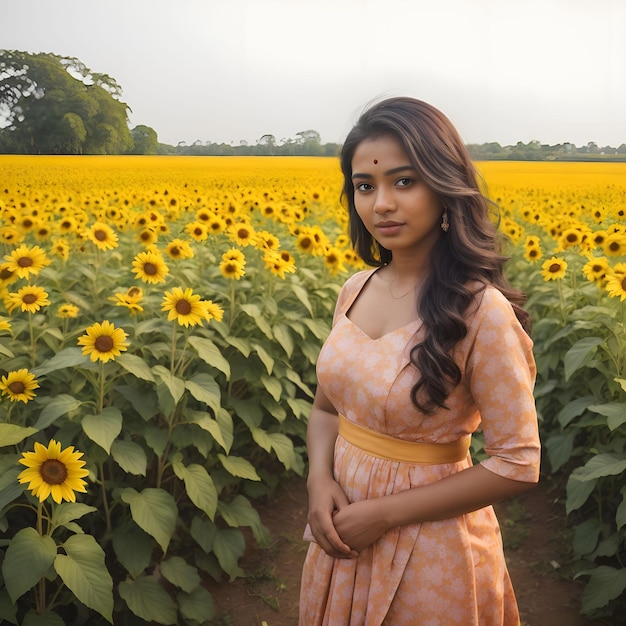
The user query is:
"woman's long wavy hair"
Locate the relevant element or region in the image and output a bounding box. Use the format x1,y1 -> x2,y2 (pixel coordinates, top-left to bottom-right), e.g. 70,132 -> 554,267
340,97 -> 531,414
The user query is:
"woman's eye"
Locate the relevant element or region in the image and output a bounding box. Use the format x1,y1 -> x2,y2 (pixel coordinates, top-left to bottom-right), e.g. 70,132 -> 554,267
355,182 -> 373,192
396,177 -> 413,187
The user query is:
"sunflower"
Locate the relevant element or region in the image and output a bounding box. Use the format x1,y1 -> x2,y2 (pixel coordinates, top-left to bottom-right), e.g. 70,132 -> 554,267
202,300 -> 224,323
84,221 -> 119,251
256,230 -> 280,251
162,287 -> 209,327
222,248 -> 246,264
0,368 -> 39,403
50,237 -> 70,261
185,221 -> 209,242
0,316 -> 11,333
523,245 -> 542,262
18,439 -> 89,504
165,238 -> 194,260
557,227 -> 584,250
295,232 -> 315,254
0,225 -> 22,245
3,244 -> 51,279
219,259 -> 246,280
137,228 -> 159,246
323,246 -> 346,276
131,250 -> 170,284
605,264 -> 626,301
582,257 -> 610,285
602,232 -> 626,257
0,263 -> 18,287
77,320 -> 129,363
6,285 -> 50,314
540,256 -> 568,281
110,290 -> 144,315
229,222 -> 257,247
56,303 -> 80,319
263,250 -> 296,279
206,215 -> 227,235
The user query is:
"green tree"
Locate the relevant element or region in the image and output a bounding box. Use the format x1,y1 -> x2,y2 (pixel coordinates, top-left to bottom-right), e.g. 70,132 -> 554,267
130,124 -> 159,154
0,50 -> 132,154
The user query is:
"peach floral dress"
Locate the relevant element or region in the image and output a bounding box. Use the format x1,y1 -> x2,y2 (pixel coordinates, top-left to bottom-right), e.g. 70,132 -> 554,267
300,269 -> 541,626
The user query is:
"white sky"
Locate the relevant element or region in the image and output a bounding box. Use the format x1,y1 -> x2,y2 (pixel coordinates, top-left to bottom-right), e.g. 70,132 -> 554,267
2,0 -> 625,147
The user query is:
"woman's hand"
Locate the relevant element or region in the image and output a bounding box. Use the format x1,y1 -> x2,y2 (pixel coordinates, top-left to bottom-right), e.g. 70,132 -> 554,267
307,475 -> 357,558
332,498 -> 390,552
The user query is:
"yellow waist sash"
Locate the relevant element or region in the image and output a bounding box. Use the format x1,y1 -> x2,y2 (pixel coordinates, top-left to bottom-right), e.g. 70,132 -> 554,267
338,414 -> 470,465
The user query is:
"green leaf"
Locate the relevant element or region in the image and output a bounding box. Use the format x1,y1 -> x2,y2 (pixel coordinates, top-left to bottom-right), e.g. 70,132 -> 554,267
563,336 -> 603,381
177,586 -> 215,622
290,283 -> 313,315
81,406 -> 122,453
185,374 -> 221,415
213,527 -> 245,581
160,556 -> 201,592
617,490 -> 626,531
577,453 -> 626,481
50,503 -> 97,533
261,375 -> 282,401
31,347 -> 87,376
273,323 -> 294,357
0,467 -> 23,514
544,432 -> 576,473
188,336 -> 231,378
566,469 -> 597,514
144,426 -> 168,456
251,429 -> 297,471
34,394 -> 82,429
111,440 -> 147,476
0,588 -> 17,625
152,365 -> 185,404
555,395 -> 596,428
118,575 -> 177,625
112,522 -> 153,579
173,461 -> 218,520
241,304 -> 272,338
189,408 -> 233,453
218,454 -> 261,481
218,494 -> 270,546
284,368 -> 314,397
0,424 -> 38,447
54,534 -> 113,623
224,335 -> 251,357
190,515 -> 217,553
573,518 -> 602,556
116,352 -> 155,382
588,402 -> 626,430
21,611 -> 65,626
2,527 -> 56,603
578,566 -> 626,612
115,385 -> 159,421
615,377 -> 626,393
252,342 -> 274,374
120,488 -> 178,554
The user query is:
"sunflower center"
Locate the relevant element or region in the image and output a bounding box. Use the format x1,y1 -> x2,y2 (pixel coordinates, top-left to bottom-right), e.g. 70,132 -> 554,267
23,294 -> 37,304
0,267 -> 14,280
95,336 -> 114,352
549,263 -> 561,273
621,277 -> 626,290
175,299 -> 192,314
170,246 -> 180,256
566,234 -> 578,243
18,256 -> 34,268
94,229 -> 107,241
143,262 -> 157,275
40,459 -> 68,485
8,381 -> 26,394
609,242 -> 620,252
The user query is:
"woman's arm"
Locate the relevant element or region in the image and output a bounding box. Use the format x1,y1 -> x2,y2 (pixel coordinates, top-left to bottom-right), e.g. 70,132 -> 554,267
332,462 -> 537,552
305,387 -> 356,558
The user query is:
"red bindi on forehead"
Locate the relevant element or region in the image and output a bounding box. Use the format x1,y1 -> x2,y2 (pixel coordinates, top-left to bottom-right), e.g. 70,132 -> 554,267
373,159 -> 378,164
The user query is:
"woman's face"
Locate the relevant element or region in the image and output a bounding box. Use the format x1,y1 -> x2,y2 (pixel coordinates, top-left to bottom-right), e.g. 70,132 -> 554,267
351,133 -> 443,261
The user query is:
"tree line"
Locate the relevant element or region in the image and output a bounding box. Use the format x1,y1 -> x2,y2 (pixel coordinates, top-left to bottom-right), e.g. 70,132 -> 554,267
1,51 -> 624,160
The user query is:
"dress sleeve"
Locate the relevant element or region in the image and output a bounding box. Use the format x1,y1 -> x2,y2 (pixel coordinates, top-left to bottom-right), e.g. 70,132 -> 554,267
331,269 -> 375,326
465,288 -> 541,483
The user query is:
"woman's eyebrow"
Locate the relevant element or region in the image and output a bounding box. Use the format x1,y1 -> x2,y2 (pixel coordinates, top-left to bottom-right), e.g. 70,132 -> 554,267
352,165 -> 416,180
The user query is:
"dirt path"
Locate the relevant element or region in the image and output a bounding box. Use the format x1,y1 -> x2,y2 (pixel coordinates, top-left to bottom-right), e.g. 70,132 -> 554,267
206,474 -> 605,626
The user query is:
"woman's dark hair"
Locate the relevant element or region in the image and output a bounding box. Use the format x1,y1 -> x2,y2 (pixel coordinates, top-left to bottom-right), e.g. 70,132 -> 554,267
340,96 -> 531,414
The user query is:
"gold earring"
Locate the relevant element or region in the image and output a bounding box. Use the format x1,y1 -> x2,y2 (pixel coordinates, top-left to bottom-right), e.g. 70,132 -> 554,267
441,209 -> 449,232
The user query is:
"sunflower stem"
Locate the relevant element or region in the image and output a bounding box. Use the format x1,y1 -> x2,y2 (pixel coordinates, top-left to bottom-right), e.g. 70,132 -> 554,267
28,311 -> 36,368
557,279 -> 566,324
228,281 -> 236,332
98,361 -> 105,414
36,501 -> 45,614
170,323 -> 177,375
98,460 -> 112,534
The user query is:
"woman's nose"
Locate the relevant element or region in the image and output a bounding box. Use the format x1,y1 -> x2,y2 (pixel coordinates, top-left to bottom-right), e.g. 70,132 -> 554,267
373,187 -> 395,213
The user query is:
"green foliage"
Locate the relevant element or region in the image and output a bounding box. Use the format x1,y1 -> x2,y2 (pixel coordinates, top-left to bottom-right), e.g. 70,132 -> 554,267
0,216 -> 342,623
0,50 -> 133,155
507,247 -> 626,619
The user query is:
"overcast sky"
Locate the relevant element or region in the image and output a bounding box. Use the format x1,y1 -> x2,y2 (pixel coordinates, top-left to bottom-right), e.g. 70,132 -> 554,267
2,0 -> 625,147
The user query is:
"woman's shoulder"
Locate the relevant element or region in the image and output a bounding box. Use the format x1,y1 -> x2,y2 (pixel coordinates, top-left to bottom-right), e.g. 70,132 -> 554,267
466,282 -> 519,325
333,268 -> 378,318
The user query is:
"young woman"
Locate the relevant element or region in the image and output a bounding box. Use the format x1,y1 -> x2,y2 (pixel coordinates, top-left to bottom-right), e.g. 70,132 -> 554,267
300,97 -> 540,625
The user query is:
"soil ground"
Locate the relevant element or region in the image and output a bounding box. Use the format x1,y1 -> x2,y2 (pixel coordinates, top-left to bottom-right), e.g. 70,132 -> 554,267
205,474 -> 608,626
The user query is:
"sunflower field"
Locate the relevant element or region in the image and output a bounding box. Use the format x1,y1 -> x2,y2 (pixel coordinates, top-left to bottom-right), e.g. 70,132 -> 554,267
0,156 -> 625,624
